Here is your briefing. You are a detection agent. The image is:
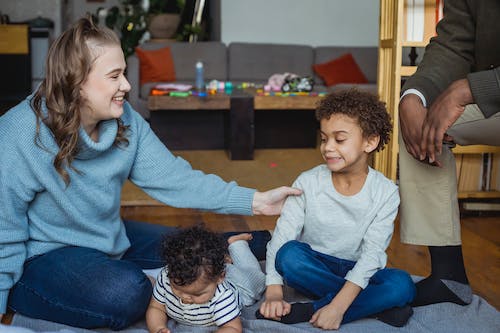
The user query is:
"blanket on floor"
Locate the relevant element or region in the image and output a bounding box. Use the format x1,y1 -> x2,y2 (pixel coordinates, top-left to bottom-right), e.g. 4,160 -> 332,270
6,288 -> 500,333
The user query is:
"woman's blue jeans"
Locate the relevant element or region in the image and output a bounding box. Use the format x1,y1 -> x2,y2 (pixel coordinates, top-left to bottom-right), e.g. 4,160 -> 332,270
7,221 -> 270,330
276,241 -> 416,324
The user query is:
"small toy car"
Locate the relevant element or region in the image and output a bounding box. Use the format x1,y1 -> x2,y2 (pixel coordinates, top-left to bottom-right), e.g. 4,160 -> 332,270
281,75 -> 314,92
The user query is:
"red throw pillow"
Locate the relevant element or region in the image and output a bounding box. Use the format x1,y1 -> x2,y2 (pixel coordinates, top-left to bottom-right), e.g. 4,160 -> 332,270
313,53 -> 368,87
135,46 -> 176,85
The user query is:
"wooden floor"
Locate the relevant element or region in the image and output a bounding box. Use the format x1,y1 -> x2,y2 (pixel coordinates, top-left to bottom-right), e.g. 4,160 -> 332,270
121,148 -> 500,310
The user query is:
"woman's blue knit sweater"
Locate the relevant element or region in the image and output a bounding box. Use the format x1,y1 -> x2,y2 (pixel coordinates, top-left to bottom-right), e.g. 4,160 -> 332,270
0,99 -> 255,313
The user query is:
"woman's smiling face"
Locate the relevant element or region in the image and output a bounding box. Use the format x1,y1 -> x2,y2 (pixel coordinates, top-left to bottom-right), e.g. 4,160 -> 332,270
80,44 -> 131,129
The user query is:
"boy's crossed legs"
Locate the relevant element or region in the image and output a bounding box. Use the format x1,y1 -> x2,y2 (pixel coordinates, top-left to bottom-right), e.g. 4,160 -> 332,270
257,241 -> 415,327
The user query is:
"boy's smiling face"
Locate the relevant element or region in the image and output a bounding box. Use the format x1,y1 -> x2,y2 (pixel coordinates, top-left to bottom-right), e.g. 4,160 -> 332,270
320,114 -> 379,173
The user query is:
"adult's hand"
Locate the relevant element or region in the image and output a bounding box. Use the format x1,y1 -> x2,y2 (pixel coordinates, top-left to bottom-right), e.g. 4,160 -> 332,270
252,186 -> 302,215
421,78 -> 473,163
399,93 -> 428,161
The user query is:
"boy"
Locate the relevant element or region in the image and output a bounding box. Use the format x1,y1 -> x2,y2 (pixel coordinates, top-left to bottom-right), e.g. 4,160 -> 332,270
257,90 -> 416,330
146,225 -> 265,333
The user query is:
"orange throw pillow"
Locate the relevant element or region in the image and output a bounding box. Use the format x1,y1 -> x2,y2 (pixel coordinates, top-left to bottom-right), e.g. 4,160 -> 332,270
313,53 -> 368,87
135,46 -> 176,85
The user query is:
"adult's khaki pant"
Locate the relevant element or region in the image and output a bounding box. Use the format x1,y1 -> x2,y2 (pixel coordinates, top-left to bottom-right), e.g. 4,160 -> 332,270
399,105 -> 500,246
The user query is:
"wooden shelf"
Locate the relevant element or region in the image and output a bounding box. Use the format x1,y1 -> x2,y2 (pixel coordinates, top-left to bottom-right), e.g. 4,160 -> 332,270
458,191 -> 500,199
380,38 -> 394,48
401,66 -> 417,77
453,145 -> 500,154
401,41 -> 429,48
377,0 -> 499,199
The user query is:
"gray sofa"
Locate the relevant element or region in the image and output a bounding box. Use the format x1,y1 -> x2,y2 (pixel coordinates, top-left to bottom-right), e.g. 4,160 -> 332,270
126,41 -> 378,119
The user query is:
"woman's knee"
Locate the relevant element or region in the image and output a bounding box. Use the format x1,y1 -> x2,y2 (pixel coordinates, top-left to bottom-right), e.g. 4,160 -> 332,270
275,241 -> 310,275
101,263 -> 153,329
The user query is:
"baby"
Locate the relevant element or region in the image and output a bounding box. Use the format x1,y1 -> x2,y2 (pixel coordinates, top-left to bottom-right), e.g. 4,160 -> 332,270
146,225 -> 265,333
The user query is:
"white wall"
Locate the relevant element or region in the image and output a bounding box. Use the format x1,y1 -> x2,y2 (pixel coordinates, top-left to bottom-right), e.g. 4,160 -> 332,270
68,0 -> 120,27
0,0 -> 121,35
0,0 -> 63,36
220,0 -> 379,46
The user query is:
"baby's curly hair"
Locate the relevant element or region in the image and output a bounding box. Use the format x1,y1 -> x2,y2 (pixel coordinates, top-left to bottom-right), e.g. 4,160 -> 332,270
315,89 -> 392,152
160,225 -> 228,286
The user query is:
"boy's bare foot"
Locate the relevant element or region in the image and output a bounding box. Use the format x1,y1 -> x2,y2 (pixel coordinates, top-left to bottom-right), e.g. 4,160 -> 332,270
228,233 -> 253,244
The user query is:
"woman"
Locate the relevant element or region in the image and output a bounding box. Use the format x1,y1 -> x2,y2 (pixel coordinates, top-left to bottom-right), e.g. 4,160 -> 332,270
0,16 -> 300,330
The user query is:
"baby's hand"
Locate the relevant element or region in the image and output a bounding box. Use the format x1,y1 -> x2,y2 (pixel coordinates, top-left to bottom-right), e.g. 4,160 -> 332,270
155,327 -> 170,333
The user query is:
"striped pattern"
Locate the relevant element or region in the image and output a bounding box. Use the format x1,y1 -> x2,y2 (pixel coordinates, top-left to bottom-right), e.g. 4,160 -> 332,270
153,267 -> 241,327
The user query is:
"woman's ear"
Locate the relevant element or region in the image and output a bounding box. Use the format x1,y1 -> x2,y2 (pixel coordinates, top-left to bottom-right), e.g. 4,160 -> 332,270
364,135 -> 380,153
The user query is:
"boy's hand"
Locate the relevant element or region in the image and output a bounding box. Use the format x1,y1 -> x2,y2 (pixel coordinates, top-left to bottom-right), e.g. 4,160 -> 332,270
259,298 -> 291,320
310,303 -> 344,330
259,285 -> 291,320
310,280 -> 360,330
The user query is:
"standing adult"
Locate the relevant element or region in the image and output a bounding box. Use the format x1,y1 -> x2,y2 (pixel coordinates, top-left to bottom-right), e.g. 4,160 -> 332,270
398,0 -> 500,306
0,16 -> 300,329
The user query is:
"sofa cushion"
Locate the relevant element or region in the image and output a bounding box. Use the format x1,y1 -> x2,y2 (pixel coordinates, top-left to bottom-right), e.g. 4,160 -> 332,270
135,46 -> 176,85
313,53 -> 368,87
228,43 -> 314,83
314,47 -> 378,85
137,41 -> 227,82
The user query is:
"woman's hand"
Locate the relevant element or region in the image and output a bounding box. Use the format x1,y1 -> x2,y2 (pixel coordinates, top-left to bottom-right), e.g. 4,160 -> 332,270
252,186 -> 302,215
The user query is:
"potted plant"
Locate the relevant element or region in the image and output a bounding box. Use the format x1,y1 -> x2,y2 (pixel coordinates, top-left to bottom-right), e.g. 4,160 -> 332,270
95,0 -> 147,58
147,0 -> 185,40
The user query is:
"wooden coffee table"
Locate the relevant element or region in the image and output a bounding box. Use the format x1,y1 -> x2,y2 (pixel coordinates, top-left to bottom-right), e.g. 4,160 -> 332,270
148,92 -> 254,160
148,94 -> 230,111
253,94 -> 324,110
148,90 -> 325,160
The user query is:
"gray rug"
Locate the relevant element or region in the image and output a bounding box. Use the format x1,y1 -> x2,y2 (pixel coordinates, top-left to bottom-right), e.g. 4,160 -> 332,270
7,289 -> 500,333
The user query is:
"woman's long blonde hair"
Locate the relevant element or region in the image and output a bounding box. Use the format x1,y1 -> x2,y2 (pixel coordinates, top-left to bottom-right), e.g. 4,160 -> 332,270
31,16 -> 129,185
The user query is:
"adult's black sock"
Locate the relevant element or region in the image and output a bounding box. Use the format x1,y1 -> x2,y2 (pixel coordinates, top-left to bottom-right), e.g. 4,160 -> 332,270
428,245 -> 468,283
370,304 -> 413,327
412,245 -> 472,306
255,302 -> 314,324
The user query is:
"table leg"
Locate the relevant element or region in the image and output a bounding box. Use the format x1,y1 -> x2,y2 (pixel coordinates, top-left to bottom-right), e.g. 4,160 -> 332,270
229,95 -> 254,160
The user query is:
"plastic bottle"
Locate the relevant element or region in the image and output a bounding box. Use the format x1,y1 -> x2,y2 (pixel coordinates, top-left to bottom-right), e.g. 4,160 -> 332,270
195,61 -> 205,92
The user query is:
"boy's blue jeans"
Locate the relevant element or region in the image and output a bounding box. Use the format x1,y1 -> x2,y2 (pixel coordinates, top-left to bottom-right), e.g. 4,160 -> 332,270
276,241 -> 416,324
7,221 -> 270,330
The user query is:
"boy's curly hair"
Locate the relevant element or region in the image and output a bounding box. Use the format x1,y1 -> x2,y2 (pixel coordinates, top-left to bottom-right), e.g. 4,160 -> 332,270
315,89 -> 392,152
160,225 -> 228,286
